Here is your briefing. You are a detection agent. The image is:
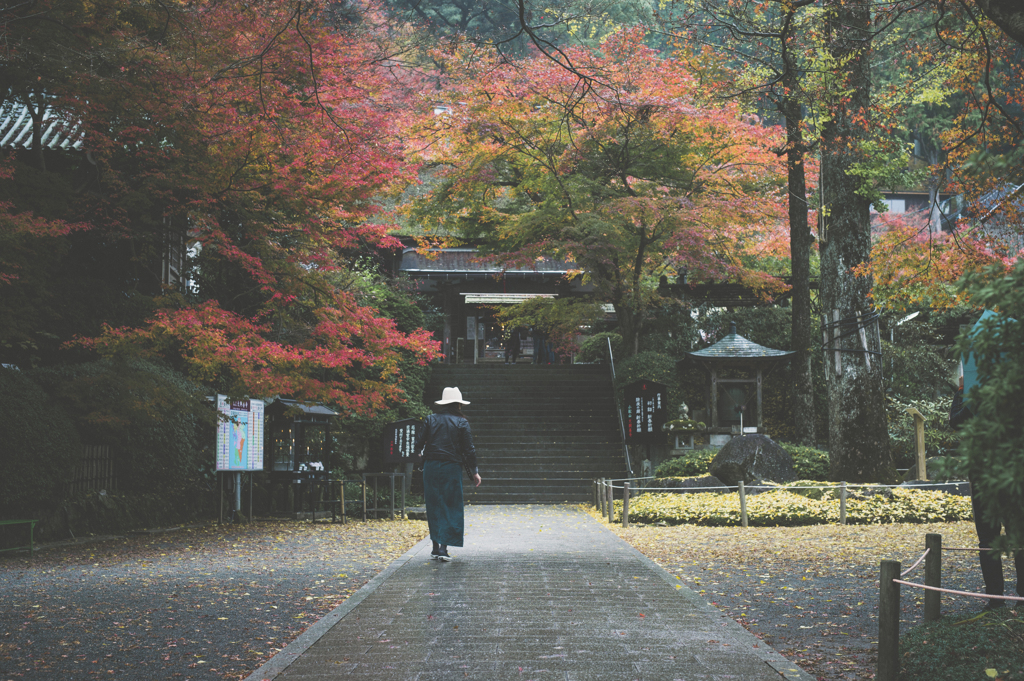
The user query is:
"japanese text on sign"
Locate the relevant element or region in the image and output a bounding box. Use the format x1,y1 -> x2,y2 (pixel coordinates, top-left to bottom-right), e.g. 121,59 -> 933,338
382,419 -> 420,465
623,381 -> 667,444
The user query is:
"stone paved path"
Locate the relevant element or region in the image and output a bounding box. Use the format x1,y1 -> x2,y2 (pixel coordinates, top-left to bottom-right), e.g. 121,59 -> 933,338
244,506 -> 813,681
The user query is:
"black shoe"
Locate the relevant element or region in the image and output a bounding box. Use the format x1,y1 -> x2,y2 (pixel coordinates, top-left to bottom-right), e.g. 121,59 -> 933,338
436,545 -> 452,562
984,599 -> 1005,611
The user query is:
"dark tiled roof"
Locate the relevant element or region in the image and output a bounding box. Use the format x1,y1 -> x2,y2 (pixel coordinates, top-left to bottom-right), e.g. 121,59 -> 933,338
399,248 -> 572,275
687,322 -> 794,362
268,398 -> 338,417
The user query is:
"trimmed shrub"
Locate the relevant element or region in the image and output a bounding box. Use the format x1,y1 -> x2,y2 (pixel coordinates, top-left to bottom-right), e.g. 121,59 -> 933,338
780,443 -> 832,480
779,480 -> 838,501
0,368 -> 81,516
577,332 -> 623,364
615,487 -> 972,526
846,487 -> 972,525
655,450 -> 715,477
622,490 -> 835,526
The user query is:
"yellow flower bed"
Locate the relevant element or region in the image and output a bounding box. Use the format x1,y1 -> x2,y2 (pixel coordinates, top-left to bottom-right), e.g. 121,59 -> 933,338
618,488 -> 973,527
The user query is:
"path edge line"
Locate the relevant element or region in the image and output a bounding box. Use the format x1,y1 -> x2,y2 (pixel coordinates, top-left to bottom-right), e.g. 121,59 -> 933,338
579,507 -> 817,681
242,534 -> 432,681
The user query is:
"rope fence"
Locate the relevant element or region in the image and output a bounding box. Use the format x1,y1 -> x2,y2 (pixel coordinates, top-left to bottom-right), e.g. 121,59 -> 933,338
592,479 -> 1021,681
891,580 -> 1024,601
899,548 -> 929,578
592,477 -> 971,528
876,533 -> 1024,681
601,478 -> 970,492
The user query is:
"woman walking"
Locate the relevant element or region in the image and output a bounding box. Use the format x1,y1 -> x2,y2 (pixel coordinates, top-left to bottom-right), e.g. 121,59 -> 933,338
415,387 -> 482,561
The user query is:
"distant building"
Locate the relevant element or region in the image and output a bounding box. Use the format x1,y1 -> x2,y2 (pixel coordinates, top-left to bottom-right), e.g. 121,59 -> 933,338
390,242 -> 589,362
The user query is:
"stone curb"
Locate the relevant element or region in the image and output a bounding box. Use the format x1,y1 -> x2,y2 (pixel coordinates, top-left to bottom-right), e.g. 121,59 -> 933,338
614,526 -> 816,680
241,535 -> 433,681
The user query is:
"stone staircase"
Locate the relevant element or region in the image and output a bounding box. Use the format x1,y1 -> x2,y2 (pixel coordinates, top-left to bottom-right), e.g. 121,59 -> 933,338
423,364 -> 628,504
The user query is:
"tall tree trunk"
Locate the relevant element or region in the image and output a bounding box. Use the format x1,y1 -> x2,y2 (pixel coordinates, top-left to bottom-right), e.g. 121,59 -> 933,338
614,302 -> 642,359
26,92 -> 47,173
780,33 -> 816,446
819,0 -> 895,482
974,0 -> 1024,46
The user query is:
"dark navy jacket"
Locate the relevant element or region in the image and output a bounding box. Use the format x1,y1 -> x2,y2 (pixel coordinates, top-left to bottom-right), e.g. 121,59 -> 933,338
414,412 -> 479,476
949,387 -> 973,431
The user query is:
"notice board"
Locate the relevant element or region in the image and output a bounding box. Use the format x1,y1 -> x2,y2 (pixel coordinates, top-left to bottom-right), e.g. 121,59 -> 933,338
623,380 -> 668,444
216,395 -> 265,471
383,418 -> 421,465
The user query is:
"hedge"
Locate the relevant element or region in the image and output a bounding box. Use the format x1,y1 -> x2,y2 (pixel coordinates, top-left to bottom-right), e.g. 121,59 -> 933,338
654,443 -> 831,481
615,487 -> 973,526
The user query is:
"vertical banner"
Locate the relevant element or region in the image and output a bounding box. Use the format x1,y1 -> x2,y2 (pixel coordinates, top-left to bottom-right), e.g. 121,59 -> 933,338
216,395 -> 265,471
623,381 -> 668,444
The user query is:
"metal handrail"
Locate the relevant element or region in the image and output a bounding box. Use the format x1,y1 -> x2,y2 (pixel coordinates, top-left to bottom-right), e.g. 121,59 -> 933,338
608,336 -> 633,476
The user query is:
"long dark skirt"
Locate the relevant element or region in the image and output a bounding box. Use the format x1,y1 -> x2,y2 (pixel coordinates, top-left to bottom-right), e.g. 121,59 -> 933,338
423,460 -> 465,547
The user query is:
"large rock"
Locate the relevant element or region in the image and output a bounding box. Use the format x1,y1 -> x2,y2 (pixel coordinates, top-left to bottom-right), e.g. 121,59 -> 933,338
709,435 -> 796,485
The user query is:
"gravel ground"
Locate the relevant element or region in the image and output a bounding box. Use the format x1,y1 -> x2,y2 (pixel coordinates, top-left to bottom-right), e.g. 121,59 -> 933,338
3,511 -> 1015,681
602,516 -> 1016,681
0,517 -> 427,680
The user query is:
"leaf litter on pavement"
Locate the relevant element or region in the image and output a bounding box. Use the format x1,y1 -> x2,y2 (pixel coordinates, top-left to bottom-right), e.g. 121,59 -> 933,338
596,512 -> 994,681
0,518 -> 427,680
2,509 -> 1006,681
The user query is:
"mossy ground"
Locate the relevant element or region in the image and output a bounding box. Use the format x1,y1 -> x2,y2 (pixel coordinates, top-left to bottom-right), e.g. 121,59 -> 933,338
900,607 -> 1024,680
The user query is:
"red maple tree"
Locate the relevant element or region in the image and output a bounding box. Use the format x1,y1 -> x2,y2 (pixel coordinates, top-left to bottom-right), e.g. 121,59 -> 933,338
1,0 -> 438,412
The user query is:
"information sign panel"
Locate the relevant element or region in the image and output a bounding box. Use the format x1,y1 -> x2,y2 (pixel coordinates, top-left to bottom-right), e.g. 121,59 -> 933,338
216,395 -> 265,471
623,381 -> 668,444
383,418 -> 420,465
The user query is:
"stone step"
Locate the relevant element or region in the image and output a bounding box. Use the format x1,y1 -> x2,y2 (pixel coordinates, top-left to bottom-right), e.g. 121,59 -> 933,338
420,363 -> 628,503
471,430 -> 620,439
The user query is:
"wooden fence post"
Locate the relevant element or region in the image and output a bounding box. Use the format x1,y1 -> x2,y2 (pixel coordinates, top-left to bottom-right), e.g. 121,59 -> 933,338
905,407 -> 927,480
607,481 -> 615,524
840,482 -> 848,525
622,482 -> 630,528
340,481 -> 346,525
877,560 -> 902,681
925,533 -> 942,622
739,481 -> 748,528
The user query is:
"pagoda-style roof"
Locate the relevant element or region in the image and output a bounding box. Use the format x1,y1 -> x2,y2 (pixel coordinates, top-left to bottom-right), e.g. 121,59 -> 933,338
686,322 -> 794,364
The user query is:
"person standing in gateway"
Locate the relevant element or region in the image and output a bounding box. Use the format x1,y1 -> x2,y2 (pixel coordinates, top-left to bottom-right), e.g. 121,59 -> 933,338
415,387 -> 482,561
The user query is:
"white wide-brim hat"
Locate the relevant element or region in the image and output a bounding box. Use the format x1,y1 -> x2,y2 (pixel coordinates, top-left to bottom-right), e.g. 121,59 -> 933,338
435,387 -> 470,405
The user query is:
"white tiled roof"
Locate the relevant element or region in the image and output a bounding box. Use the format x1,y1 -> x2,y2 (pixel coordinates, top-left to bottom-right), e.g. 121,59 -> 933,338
0,99 -> 84,150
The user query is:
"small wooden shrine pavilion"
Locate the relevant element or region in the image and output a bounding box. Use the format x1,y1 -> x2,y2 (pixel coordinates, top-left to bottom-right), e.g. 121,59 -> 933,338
685,322 -> 793,446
